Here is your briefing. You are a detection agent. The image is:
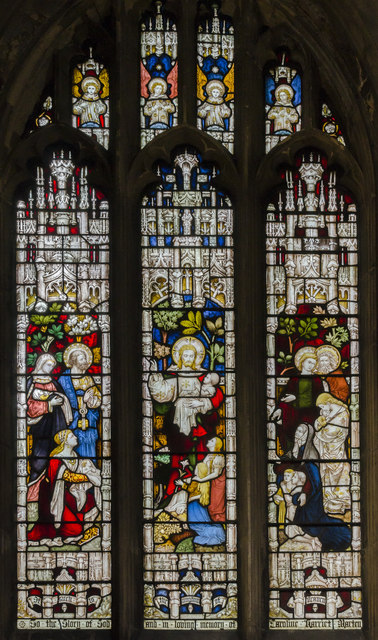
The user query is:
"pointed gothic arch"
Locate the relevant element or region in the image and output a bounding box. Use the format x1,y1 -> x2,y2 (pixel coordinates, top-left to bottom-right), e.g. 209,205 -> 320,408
0,1 -> 377,638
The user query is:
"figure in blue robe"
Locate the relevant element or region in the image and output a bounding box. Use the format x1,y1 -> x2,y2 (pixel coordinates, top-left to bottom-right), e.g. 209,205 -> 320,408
58,369 -> 101,461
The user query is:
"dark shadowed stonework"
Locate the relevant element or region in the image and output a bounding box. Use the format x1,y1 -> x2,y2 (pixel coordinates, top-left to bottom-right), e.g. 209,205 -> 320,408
0,1 -> 376,639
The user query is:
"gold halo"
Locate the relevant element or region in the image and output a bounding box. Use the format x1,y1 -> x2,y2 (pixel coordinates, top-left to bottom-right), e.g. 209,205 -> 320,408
81,76 -> 101,93
147,77 -> 168,94
205,79 -> 227,98
316,344 -> 341,373
294,346 -> 317,371
274,83 -> 294,100
63,343 -> 93,368
171,336 -> 206,369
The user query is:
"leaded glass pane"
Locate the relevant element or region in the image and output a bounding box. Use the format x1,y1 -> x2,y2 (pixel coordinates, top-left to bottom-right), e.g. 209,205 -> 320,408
72,49 -> 110,149
321,104 -> 346,146
16,150 -> 111,629
142,148 -> 237,630
197,5 -> 234,153
266,151 -> 362,630
265,51 -> 302,153
140,1 -> 178,148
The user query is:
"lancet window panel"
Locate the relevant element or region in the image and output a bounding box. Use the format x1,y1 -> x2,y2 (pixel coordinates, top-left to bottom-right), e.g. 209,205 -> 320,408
197,5 -> 234,153
141,148 -> 237,630
265,50 -> 302,154
266,150 -> 362,630
140,0 -> 178,148
72,48 -> 110,149
16,150 -> 111,630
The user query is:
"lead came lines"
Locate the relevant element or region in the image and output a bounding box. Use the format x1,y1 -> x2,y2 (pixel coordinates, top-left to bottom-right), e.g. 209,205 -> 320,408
142,148 -> 237,629
266,151 -> 362,629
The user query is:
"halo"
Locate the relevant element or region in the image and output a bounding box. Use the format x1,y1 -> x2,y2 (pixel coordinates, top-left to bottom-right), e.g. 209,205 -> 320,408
316,345 -> 341,373
294,346 -> 317,371
171,336 -> 206,369
205,79 -> 227,98
63,343 -> 93,368
148,77 -> 168,94
274,83 -> 294,100
81,76 -> 101,93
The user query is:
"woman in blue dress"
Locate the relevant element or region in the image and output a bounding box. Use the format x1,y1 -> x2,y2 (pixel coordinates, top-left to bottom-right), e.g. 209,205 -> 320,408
185,460 -> 226,546
276,421 -> 351,551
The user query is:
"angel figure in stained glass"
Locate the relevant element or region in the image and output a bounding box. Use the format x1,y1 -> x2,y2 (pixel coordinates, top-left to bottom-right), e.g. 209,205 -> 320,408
198,79 -> 231,131
73,75 -> 107,128
143,77 -> 176,129
58,344 -> 101,460
267,83 -> 299,135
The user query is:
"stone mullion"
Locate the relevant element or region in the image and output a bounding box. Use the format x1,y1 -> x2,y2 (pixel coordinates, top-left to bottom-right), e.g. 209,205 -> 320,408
114,1 -> 143,638
177,0 -> 197,126
234,1 -> 268,637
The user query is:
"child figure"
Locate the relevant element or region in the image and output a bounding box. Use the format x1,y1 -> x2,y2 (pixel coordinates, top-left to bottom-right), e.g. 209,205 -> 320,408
273,469 -> 321,550
201,372 -> 220,398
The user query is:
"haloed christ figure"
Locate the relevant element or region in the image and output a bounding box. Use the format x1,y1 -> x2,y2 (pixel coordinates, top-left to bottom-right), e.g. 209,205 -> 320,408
148,336 -> 224,516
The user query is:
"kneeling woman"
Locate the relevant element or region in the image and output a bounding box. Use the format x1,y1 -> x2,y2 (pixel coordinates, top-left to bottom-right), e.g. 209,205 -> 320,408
28,429 -> 102,547
185,440 -> 226,547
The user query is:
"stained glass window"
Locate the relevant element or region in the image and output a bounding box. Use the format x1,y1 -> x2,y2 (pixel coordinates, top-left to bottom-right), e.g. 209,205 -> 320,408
72,49 -> 110,149
197,5 -> 234,153
265,51 -> 301,153
16,150 -> 111,629
142,148 -> 237,630
321,104 -> 346,146
140,1 -> 178,148
266,151 -> 362,630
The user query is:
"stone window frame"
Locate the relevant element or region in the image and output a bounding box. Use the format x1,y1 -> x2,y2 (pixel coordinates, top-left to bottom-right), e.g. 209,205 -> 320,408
0,1 -> 376,639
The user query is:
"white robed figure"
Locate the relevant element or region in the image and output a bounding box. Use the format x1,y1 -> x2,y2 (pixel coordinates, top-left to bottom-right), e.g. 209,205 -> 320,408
148,337 -> 215,436
313,393 -> 351,515
148,336 -> 224,518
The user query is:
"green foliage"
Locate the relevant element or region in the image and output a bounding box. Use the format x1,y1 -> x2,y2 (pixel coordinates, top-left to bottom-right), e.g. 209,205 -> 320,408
297,317 -> 319,339
30,332 -> 45,347
208,341 -> 225,369
154,453 -> 170,465
30,314 -> 57,326
278,317 -> 296,335
48,303 -> 62,313
26,353 -> 37,367
325,326 -> 349,348
55,352 -> 63,363
180,310 -> 202,335
175,537 -> 194,553
341,360 -> 348,369
47,324 -> 64,339
277,351 -> 293,365
153,402 -> 171,415
153,302 -> 183,331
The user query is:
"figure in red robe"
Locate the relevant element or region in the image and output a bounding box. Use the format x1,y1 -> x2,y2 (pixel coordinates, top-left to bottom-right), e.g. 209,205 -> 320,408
148,337 -> 224,515
28,429 -> 102,547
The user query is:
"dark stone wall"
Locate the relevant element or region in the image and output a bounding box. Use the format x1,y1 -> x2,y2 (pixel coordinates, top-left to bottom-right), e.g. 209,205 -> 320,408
0,2 -> 376,638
